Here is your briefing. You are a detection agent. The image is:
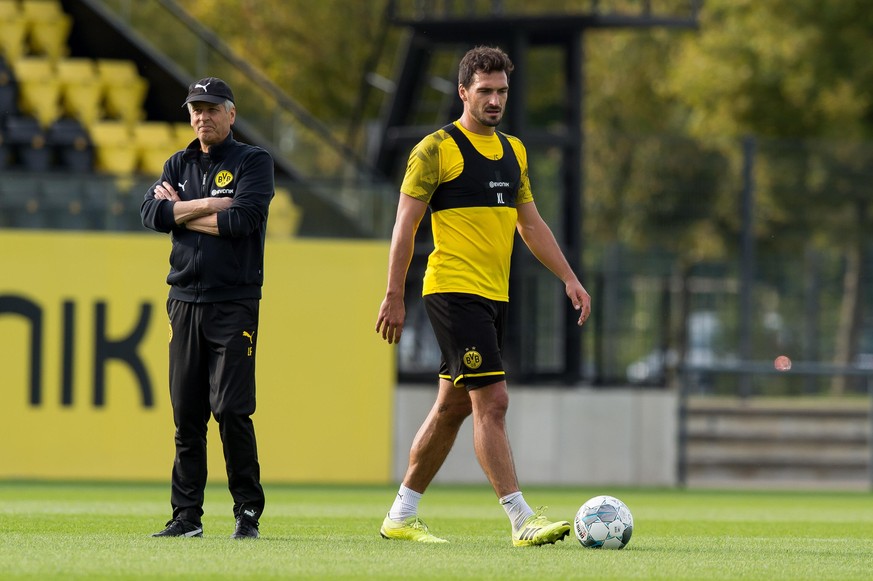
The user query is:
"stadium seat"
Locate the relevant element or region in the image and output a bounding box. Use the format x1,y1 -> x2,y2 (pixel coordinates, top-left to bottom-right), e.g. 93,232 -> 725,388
0,123 -> 10,170
0,2 -> 28,64
102,176 -> 142,230
3,113 -> 50,171
41,174 -> 87,229
89,120 -> 137,174
97,59 -> 148,125
20,0 -> 66,19
12,56 -> 61,128
0,172 -> 46,228
133,121 -> 176,176
81,176 -> 116,229
0,55 -> 18,119
21,0 -> 72,60
57,58 -> 102,128
46,117 -> 92,172
0,0 -> 21,18
172,122 -> 195,151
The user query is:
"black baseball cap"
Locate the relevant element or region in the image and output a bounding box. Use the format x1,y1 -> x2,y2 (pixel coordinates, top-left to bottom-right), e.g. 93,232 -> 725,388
181,77 -> 235,107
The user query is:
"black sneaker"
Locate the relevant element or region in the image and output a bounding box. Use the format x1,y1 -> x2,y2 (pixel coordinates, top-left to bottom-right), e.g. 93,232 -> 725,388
231,516 -> 259,539
151,518 -> 203,537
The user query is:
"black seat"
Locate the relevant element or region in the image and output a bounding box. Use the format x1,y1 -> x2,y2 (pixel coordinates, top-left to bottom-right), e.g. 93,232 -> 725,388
0,56 -> 18,170
0,55 -> 18,119
0,172 -> 46,228
3,114 -> 50,172
42,174 -> 87,229
46,117 -> 92,172
0,122 -> 10,171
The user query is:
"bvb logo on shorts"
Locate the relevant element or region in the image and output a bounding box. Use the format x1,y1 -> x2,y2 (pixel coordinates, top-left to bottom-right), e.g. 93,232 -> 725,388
168,322 -> 173,342
463,349 -> 482,369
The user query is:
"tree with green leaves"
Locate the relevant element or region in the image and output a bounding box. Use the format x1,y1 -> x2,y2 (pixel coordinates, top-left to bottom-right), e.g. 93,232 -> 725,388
582,0 -> 873,388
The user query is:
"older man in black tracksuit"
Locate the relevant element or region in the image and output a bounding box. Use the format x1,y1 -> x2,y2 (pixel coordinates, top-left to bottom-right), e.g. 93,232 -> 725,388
141,77 -> 273,540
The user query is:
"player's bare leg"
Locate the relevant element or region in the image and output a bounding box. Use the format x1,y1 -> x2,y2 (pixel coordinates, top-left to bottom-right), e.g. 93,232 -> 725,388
380,378 -> 470,543
403,378 -> 472,492
468,380 -> 518,497
469,380 -> 571,546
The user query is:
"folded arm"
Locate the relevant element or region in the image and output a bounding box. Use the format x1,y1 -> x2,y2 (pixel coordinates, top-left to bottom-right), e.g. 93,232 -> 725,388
153,181 -> 232,236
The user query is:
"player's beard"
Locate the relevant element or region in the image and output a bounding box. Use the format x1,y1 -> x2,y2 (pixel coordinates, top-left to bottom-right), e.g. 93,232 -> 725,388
474,106 -> 503,128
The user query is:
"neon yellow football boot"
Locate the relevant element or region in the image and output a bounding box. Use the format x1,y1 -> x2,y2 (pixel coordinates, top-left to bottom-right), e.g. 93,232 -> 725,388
380,514 -> 448,543
512,507 -> 571,547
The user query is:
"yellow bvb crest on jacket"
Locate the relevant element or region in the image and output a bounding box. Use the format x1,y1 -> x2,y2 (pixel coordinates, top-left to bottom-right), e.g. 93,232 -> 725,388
215,170 -> 234,188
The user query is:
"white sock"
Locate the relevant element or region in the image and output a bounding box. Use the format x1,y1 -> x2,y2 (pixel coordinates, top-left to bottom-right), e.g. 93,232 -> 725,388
388,484 -> 422,522
500,491 -> 534,531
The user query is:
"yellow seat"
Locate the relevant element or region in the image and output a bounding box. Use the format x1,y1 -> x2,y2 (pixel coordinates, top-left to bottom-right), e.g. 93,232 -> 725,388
89,120 -> 138,175
133,121 -> 177,176
62,81 -> 104,127
172,122 -> 195,150
57,58 -> 102,127
0,7 -> 28,63
12,56 -> 61,127
89,121 -> 131,146
21,0 -> 65,17
22,0 -> 71,60
0,0 -> 21,16
96,59 -> 148,124
96,58 -> 140,81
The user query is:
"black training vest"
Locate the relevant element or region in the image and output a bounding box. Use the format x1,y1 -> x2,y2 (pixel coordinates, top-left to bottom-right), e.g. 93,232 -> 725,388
429,124 -> 521,212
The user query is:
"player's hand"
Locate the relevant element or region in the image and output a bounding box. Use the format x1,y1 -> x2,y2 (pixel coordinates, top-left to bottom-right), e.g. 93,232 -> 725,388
154,181 -> 181,201
567,281 -> 591,326
375,295 -> 405,344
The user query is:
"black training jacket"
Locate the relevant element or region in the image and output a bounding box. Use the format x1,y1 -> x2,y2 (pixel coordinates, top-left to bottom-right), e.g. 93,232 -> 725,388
140,131 -> 275,303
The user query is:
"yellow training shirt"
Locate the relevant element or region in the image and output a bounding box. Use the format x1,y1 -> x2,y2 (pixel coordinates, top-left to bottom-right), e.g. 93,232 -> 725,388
400,121 -> 534,301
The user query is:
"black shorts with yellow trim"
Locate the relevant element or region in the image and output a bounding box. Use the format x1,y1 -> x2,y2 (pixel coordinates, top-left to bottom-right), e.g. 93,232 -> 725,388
423,292 -> 508,390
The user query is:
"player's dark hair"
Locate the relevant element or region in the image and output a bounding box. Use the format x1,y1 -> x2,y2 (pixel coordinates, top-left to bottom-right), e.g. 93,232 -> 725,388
458,46 -> 514,88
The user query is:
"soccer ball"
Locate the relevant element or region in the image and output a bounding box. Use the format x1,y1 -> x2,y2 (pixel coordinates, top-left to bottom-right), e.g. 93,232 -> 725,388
574,495 -> 633,549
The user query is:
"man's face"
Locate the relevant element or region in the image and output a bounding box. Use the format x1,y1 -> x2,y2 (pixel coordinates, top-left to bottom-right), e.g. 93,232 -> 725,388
460,70 -> 509,129
189,101 -> 235,150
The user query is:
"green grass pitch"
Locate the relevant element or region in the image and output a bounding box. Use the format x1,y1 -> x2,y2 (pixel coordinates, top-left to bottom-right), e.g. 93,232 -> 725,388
2,481 -> 872,580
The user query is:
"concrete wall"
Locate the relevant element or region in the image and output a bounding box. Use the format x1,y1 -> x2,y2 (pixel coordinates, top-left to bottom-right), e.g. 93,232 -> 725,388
394,385 -> 679,487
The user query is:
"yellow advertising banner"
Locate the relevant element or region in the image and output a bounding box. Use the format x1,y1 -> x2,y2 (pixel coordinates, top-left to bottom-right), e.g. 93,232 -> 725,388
0,231 -> 393,483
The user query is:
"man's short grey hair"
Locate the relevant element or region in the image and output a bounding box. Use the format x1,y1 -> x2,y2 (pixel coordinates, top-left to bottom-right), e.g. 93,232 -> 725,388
187,99 -> 235,113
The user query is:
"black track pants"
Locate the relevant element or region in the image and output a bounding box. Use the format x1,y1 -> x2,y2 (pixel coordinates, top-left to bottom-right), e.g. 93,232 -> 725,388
166,298 -> 265,524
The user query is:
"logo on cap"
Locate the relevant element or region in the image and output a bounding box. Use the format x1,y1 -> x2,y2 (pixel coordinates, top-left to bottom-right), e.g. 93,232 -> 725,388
182,77 -> 235,107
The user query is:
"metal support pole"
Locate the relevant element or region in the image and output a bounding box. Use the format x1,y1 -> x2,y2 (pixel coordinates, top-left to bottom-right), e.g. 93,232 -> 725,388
738,136 -> 756,398
562,30 -> 584,384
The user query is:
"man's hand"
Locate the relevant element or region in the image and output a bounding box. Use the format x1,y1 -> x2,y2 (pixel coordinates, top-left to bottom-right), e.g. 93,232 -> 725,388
567,281 -> 592,326
154,181 -> 181,202
154,179 -> 233,227
375,294 -> 405,344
